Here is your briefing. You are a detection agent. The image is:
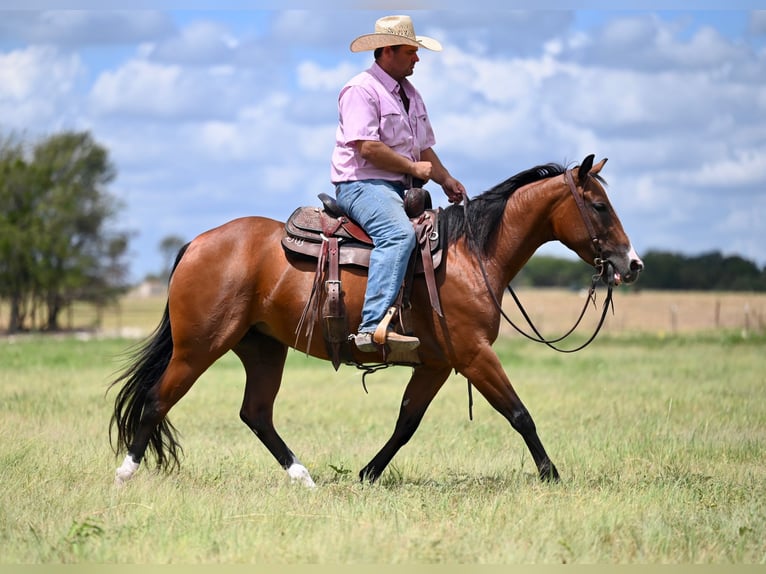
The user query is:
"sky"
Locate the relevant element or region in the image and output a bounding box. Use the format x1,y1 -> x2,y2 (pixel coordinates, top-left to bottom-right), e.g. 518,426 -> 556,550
1,5 -> 765,282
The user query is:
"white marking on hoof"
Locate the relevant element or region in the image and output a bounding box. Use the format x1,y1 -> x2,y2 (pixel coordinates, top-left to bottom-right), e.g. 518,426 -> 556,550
287,462 -> 316,488
115,455 -> 140,487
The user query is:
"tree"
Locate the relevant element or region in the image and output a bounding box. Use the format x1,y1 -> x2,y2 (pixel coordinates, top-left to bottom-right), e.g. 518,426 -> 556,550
639,250 -> 766,291
158,234 -> 187,281
0,130 -> 131,332
0,135 -> 40,331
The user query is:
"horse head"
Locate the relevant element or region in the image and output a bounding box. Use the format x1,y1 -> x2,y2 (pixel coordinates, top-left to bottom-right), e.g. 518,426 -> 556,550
555,154 -> 643,286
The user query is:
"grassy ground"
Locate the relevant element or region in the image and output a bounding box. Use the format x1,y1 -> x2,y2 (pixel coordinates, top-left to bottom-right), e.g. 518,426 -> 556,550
1,325 -> 764,563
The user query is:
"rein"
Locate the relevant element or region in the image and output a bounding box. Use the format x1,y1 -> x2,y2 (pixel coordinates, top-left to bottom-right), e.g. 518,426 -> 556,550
354,168 -> 613,415
462,168 -> 614,355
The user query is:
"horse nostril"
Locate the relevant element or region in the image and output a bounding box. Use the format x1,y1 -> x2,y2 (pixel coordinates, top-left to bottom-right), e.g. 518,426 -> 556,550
630,259 -> 644,272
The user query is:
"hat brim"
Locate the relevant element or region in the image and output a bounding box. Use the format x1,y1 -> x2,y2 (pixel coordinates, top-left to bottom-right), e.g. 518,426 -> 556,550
350,33 -> 442,53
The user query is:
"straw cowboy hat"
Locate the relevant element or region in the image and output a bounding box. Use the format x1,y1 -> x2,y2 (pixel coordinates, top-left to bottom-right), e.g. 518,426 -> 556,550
350,15 -> 443,53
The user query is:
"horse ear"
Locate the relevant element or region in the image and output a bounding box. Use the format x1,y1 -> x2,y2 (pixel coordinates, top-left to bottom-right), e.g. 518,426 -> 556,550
577,154 -> 595,183
590,157 -> 608,175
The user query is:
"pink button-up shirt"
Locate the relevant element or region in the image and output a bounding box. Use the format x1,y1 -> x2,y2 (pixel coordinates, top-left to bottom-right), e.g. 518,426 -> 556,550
330,62 -> 436,185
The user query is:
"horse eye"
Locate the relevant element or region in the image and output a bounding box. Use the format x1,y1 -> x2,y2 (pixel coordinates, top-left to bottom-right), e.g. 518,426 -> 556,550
592,202 -> 607,213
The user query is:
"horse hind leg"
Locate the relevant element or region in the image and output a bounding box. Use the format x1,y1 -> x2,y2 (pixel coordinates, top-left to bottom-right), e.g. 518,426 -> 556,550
233,330 -> 316,488
111,307 -> 177,485
113,352 -> 215,486
111,301 -> 246,486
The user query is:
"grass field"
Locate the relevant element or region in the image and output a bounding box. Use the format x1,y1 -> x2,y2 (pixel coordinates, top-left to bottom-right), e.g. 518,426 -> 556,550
0,291 -> 765,563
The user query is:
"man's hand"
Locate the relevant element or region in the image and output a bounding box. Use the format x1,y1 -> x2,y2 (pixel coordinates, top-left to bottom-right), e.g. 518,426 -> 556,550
410,161 -> 433,183
441,176 -> 466,204
419,147 -> 466,204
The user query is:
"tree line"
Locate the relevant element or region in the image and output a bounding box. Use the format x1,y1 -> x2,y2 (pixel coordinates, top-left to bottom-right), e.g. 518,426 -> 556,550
513,251 -> 766,291
0,131 -> 131,333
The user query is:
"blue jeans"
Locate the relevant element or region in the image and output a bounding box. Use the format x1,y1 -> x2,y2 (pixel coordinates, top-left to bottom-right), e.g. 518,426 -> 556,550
335,180 -> 416,334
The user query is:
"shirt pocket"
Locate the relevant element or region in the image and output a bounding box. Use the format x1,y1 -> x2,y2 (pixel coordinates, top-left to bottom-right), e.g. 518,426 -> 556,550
379,98 -> 411,148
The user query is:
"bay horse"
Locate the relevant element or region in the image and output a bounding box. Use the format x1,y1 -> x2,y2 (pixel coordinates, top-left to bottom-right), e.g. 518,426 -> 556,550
110,154 -> 643,488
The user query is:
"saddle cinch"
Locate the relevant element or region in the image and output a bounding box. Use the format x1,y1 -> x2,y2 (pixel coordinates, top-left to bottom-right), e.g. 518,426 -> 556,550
281,188 -> 444,369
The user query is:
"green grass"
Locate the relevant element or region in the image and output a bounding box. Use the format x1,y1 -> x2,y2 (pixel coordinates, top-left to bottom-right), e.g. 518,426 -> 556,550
0,332 -> 764,563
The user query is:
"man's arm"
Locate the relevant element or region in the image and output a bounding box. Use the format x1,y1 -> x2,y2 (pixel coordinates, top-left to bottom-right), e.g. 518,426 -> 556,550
356,140 -> 433,182
355,140 -> 465,204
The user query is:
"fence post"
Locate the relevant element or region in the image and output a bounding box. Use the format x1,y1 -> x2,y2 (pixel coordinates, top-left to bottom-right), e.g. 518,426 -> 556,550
670,303 -> 678,334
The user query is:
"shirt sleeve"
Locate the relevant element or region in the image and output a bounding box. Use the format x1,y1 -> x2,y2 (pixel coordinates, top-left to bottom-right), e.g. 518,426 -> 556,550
337,84 -> 380,145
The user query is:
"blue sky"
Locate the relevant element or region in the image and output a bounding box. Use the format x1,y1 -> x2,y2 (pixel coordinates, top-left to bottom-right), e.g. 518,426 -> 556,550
1,7 -> 765,282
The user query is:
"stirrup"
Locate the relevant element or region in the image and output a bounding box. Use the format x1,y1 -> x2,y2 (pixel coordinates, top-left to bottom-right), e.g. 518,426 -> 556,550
373,307 -> 420,350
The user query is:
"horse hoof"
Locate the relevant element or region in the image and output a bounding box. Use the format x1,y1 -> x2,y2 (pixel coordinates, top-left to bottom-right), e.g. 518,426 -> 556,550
358,467 -> 379,484
287,462 -> 316,488
115,455 -> 140,486
540,463 -> 560,482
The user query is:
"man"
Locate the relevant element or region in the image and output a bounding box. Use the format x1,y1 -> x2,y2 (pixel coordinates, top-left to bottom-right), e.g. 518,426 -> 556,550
331,14 -> 465,353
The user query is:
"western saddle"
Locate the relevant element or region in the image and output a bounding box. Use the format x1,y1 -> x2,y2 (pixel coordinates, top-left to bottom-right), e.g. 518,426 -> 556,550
281,188 -> 444,369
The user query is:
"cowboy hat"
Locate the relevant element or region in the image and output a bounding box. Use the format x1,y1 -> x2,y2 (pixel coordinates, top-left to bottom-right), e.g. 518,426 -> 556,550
350,15 -> 442,53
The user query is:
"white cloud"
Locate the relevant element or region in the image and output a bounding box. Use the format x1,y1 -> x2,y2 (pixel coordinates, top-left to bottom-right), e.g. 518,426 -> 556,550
569,13 -> 747,72
0,46 -> 84,129
748,10 -> 766,35
296,60 -> 357,92
678,149 -> 766,188
148,20 -> 238,65
88,57 -> 258,121
0,11 -> 174,46
89,59 -> 186,117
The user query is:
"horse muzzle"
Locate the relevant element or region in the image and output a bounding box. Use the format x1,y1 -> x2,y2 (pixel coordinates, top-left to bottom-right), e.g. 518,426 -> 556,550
600,247 -> 644,286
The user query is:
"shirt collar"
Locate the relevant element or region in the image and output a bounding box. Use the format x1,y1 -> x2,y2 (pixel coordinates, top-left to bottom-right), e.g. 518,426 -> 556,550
369,62 -> 407,95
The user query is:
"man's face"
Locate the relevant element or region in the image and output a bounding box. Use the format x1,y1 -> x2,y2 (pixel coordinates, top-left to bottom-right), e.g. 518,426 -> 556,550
386,45 -> 420,80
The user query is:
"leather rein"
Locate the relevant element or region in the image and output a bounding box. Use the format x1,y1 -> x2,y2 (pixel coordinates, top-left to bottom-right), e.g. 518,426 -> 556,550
463,168 -> 614,354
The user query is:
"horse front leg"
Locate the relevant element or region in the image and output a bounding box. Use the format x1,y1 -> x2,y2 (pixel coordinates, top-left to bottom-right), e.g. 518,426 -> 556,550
359,365 -> 452,483
461,344 -> 559,482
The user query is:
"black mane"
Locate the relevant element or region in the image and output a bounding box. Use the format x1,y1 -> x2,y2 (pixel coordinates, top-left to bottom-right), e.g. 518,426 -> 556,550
443,163 -> 566,254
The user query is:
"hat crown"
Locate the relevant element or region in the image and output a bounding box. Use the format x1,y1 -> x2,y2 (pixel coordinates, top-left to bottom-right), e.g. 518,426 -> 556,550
375,15 -> 417,41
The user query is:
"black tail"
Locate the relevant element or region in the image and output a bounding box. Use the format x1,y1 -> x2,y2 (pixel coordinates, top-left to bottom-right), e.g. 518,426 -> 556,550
108,243 -> 190,472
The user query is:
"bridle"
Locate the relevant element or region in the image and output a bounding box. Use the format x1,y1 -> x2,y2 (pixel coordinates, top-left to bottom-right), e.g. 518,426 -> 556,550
463,167 -> 615,355
461,167 -> 617,418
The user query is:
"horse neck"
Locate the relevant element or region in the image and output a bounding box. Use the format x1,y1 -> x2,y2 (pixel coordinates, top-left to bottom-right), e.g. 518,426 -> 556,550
484,176 -> 566,288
